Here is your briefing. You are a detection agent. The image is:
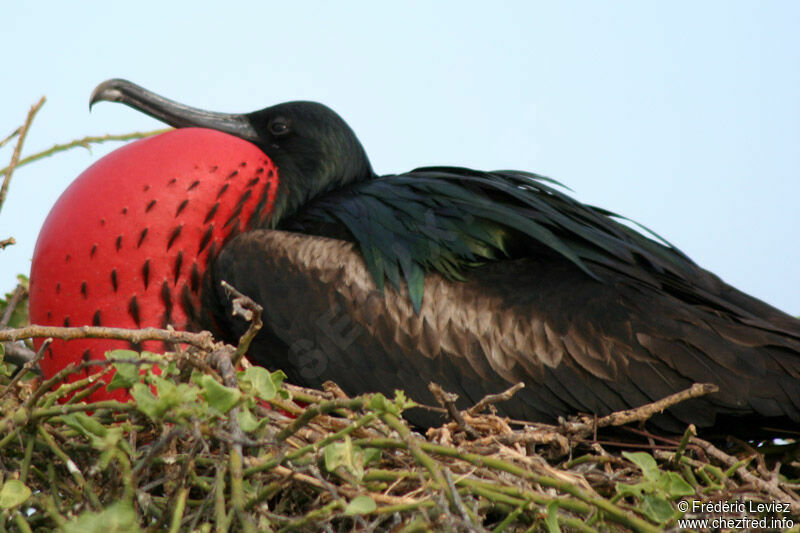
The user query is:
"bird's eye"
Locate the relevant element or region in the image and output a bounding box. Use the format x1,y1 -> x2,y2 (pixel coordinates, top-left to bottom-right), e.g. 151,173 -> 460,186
269,118 -> 289,136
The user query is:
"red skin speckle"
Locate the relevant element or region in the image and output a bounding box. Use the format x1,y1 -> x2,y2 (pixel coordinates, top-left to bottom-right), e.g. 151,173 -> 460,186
29,128 -> 279,402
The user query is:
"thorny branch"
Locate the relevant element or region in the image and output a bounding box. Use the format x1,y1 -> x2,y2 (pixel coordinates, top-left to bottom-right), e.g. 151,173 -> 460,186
0,129 -> 171,180
0,96 -> 45,214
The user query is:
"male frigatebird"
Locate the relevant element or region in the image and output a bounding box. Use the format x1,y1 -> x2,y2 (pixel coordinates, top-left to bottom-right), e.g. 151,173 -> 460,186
28,79 -> 800,434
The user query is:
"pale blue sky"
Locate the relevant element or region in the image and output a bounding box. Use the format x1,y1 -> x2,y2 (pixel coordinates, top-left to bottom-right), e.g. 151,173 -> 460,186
2,2 -> 799,313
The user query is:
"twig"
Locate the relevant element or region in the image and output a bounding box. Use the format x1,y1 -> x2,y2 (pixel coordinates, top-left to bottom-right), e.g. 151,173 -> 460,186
0,126 -> 20,149
467,382 -> 525,416
220,280 -> 263,366
689,435 -> 800,514
132,427 -> 187,476
0,236 -> 14,249
275,398 -> 366,442
0,324 -> 215,350
2,342 -> 38,369
365,437 -> 661,532
567,383 -> 719,435
489,428 -> 570,458
208,345 -> 256,533
0,129 -> 170,179
168,487 -> 190,533
443,468 -> 474,526
596,383 -> 718,428
1,282 -> 28,327
0,339 -> 49,399
428,382 -> 479,439
0,97 -> 45,214
37,425 -> 102,510
380,412 -> 455,514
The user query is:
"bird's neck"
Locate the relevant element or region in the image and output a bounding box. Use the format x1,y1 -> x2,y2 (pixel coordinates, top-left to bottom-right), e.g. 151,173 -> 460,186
268,159 -> 376,225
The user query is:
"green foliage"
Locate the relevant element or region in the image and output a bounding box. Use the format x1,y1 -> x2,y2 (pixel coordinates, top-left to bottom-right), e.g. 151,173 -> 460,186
61,501 -> 141,533
616,451 -> 695,524
1,342 -> 798,532
323,435 -> 380,480
368,389 -> 415,416
0,480 -> 31,510
344,495 -> 376,516
238,365 -> 285,401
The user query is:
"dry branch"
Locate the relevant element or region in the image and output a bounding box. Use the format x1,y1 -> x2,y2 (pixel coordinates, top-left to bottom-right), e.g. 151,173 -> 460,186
0,324 -> 215,350
0,96 -> 45,214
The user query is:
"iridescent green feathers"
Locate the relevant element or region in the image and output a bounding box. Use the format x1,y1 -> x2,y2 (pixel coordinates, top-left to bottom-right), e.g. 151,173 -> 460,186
284,167 -> 697,312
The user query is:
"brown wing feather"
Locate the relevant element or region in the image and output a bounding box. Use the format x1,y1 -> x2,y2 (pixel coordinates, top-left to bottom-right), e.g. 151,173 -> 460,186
209,230 -> 800,432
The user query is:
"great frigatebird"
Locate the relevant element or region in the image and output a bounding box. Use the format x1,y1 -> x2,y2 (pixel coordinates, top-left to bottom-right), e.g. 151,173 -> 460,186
28,79 -> 800,434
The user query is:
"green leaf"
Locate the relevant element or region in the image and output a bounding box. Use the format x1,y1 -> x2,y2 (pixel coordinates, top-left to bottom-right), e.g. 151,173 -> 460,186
130,383 -> 160,419
237,405 -> 268,433
344,495 -> 376,516
270,369 -> 287,393
62,501 -> 142,533
196,374 -> 241,413
658,471 -> 695,498
107,349 -> 141,360
324,438 -> 353,473
107,350 -> 144,391
622,451 -> 660,482
0,479 -> 31,509
363,447 -> 382,467
131,378 -> 198,420
155,378 -> 199,407
393,390 -> 415,411
323,436 -> 365,479
368,393 -> 388,412
238,366 -> 277,401
641,494 -> 676,524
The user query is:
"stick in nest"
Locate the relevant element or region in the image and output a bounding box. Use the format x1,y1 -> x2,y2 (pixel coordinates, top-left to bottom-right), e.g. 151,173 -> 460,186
0,338 -> 50,400
567,382 -> 719,436
0,324 -> 216,351
467,382 -> 525,416
220,280 -> 263,366
428,382 -> 480,439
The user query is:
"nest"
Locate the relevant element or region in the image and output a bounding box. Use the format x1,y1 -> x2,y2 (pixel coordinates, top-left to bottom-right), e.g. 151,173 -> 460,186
2,293 -> 799,531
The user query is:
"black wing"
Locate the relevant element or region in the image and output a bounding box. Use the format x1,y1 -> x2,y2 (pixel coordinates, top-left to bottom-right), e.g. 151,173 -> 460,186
282,167 -> 799,339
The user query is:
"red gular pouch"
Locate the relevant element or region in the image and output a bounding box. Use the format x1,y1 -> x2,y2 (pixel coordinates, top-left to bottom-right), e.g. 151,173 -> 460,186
29,128 -> 279,403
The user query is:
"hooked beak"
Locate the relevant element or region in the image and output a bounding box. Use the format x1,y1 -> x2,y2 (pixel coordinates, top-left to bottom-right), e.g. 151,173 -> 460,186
90,79 -> 260,143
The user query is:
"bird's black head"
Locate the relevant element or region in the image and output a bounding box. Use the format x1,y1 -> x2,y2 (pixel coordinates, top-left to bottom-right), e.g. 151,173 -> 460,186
90,79 -> 374,222
244,101 -> 375,220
